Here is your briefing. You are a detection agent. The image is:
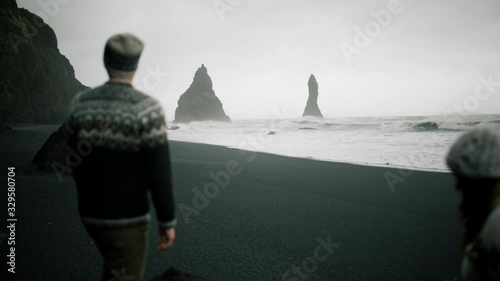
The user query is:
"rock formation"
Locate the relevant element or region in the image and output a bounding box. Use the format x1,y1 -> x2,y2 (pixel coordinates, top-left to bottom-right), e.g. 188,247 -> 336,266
0,0 -> 87,170
302,74 -> 323,118
0,123 -> 12,131
32,123 -> 68,171
174,64 -> 231,123
0,0 -> 87,124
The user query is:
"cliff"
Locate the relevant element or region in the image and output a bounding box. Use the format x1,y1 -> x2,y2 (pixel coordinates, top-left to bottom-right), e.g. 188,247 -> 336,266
174,64 -> 231,123
0,0 -> 87,124
302,74 -> 323,118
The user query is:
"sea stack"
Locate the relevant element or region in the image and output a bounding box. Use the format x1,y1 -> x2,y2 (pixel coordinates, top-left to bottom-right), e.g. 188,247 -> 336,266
174,64 -> 231,123
302,74 -> 323,118
0,0 -> 87,123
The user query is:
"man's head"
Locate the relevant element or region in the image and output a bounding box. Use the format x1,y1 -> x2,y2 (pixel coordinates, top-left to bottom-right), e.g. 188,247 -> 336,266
104,33 -> 144,82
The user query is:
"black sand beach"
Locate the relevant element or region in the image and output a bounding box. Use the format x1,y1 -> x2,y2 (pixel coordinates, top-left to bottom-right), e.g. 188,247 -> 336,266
0,125 -> 462,281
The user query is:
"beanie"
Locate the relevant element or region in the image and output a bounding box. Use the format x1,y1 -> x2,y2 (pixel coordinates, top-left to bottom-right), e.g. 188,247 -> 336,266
446,125 -> 500,179
104,33 -> 144,72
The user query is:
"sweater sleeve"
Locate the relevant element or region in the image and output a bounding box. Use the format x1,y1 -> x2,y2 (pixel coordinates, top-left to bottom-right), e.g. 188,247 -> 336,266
65,92 -> 83,165
139,99 -> 176,228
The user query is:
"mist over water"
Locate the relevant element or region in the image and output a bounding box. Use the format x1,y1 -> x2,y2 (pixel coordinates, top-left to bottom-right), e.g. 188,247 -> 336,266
168,115 -> 500,171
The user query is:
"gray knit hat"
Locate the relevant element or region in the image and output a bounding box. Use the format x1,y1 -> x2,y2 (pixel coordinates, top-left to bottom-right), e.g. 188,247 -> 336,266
104,33 -> 144,72
446,125 -> 500,178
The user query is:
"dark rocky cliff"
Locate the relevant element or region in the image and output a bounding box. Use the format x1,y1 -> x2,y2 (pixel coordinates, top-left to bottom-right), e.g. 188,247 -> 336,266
302,74 -> 323,118
174,64 -> 231,123
0,0 -> 87,124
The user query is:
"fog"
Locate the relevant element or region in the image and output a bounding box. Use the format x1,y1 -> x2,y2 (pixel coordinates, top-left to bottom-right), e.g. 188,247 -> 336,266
18,0 -> 500,121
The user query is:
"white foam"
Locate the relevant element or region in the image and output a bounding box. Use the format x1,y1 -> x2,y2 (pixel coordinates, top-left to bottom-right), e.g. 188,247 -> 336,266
167,116 -> 500,171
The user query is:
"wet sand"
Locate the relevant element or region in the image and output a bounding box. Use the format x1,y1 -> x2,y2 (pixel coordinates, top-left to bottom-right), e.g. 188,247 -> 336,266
0,125 -> 462,281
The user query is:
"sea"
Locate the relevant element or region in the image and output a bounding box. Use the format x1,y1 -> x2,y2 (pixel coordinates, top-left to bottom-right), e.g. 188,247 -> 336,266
167,115 -> 500,172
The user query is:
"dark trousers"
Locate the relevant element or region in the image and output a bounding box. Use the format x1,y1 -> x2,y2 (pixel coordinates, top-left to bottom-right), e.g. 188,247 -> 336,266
85,223 -> 150,281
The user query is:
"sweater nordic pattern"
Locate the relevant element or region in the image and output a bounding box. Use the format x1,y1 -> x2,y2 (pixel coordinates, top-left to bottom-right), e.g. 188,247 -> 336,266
66,82 -> 176,228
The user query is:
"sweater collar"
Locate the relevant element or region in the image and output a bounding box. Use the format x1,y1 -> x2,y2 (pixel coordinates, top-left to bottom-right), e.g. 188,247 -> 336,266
106,80 -> 134,87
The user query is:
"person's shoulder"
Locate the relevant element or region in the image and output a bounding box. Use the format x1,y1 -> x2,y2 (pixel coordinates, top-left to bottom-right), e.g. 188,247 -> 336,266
133,93 -> 164,115
69,87 -> 93,110
71,87 -> 92,101
131,88 -> 156,102
135,94 -> 168,145
479,205 -> 500,247
70,83 -> 111,103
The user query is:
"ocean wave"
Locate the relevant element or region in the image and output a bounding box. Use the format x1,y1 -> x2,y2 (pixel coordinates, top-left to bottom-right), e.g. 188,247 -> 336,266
298,120 -> 473,132
380,121 -> 440,132
380,120 -> 500,132
438,121 -> 482,131
173,117 -> 500,133
295,120 -> 379,130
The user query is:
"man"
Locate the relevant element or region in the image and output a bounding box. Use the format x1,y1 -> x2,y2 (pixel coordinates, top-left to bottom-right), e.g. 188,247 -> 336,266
66,33 -> 176,281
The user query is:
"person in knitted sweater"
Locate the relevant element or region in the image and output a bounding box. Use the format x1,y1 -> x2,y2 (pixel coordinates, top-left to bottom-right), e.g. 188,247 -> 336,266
66,33 -> 176,281
446,125 -> 500,281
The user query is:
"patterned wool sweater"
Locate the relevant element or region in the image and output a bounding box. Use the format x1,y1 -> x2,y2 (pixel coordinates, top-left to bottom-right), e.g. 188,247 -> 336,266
66,81 -> 176,228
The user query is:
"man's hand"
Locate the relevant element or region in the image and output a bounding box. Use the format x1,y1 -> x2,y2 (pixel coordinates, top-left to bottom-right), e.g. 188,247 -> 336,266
158,226 -> 175,252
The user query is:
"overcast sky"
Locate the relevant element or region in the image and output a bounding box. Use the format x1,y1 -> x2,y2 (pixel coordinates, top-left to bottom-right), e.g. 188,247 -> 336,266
18,0 -> 500,121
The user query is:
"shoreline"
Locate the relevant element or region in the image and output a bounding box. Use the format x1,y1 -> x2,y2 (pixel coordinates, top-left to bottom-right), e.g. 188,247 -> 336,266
2,123 -> 452,174
168,139 -> 452,174
0,124 -> 462,280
